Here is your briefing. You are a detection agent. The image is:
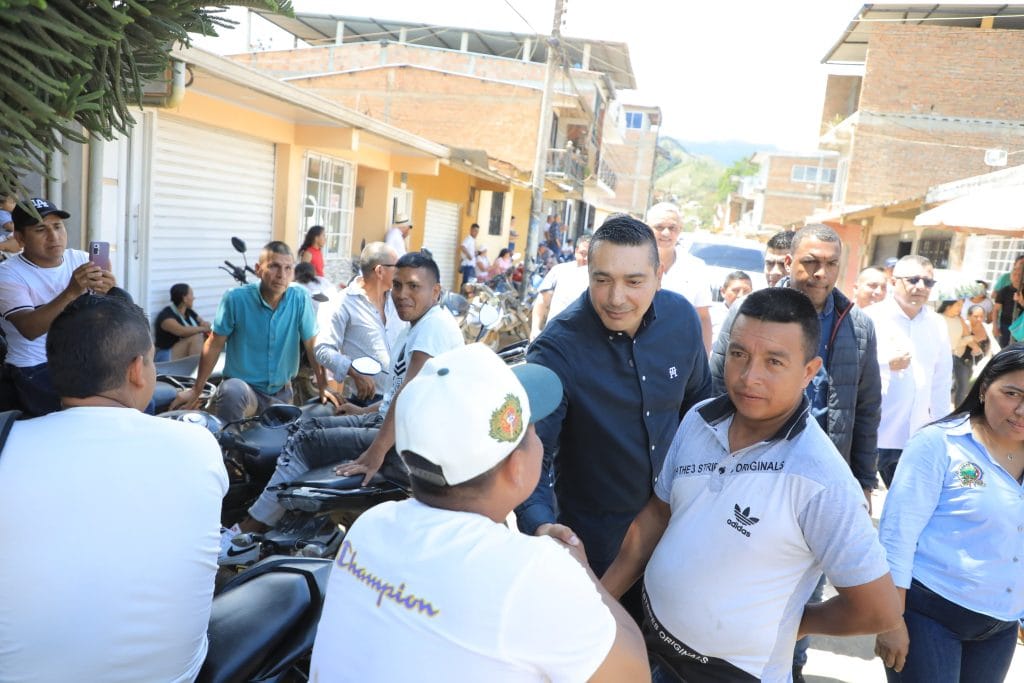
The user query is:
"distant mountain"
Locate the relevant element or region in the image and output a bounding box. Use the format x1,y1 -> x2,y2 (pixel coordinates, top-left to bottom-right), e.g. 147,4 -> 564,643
669,138 -> 779,166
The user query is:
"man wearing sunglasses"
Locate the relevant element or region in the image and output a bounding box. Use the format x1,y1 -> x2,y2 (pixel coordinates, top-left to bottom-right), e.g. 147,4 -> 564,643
865,255 -> 951,488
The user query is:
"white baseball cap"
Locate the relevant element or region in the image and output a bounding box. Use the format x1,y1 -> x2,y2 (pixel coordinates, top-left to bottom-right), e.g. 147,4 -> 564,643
395,343 -> 562,486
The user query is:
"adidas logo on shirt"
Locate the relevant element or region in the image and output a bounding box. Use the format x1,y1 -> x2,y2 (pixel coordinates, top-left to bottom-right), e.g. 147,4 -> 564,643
726,504 -> 760,537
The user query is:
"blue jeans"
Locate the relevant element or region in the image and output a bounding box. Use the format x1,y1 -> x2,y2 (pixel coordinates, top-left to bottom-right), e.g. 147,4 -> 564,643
459,265 -> 476,290
884,580 -> 1017,683
878,448 -> 903,489
7,362 -> 59,416
793,574 -> 827,667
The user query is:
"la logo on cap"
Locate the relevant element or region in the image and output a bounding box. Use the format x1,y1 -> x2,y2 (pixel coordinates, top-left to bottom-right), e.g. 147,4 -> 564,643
31,198 -> 49,209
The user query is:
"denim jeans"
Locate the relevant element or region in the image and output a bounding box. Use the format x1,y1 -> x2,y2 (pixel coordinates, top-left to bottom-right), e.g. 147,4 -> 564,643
878,448 -> 903,489
7,362 -> 59,416
248,412 -> 408,526
884,580 -> 1018,683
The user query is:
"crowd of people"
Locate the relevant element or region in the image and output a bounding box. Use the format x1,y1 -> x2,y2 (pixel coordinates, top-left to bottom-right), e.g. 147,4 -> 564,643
0,196 -> 1021,683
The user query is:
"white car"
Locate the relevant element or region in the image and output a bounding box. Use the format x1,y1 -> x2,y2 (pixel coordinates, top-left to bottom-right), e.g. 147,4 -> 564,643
681,236 -> 767,301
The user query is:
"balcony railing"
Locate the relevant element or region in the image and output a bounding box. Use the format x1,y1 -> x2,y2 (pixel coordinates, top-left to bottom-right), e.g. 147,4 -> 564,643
597,157 -> 618,193
545,148 -> 584,185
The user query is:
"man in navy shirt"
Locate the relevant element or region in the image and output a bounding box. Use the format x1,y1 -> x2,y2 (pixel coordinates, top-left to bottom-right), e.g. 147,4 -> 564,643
517,214 -> 712,585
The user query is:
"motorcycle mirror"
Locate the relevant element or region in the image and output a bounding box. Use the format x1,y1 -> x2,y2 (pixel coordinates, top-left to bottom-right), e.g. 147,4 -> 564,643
351,356 -> 383,376
441,292 -> 469,317
312,293 -> 330,303
479,303 -> 501,328
260,404 -> 302,427
231,236 -> 247,254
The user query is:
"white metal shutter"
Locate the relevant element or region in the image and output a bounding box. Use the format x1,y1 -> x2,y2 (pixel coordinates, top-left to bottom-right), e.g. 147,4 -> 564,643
422,199 -> 460,290
147,115 -> 275,321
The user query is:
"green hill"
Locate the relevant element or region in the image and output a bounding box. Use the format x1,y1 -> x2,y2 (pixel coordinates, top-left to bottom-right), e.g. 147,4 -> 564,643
654,138 -> 724,229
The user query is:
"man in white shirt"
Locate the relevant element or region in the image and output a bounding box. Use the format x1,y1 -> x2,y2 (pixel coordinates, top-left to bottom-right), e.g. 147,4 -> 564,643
459,223 -> 479,292
0,198 -> 117,415
853,266 -> 888,309
315,242 -> 406,403
239,252 -> 464,534
602,287 -> 901,683
646,202 -> 713,353
383,217 -> 412,257
865,255 -> 952,487
529,234 -> 590,339
310,343 -> 648,682
0,293 -> 227,682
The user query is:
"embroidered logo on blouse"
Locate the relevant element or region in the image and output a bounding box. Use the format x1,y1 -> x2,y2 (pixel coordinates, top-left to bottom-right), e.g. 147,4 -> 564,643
956,462 -> 985,488
489,393 -> 524,443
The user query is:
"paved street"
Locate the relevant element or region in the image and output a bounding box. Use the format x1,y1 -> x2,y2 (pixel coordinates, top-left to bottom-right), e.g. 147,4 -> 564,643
802,488 -> 1024,682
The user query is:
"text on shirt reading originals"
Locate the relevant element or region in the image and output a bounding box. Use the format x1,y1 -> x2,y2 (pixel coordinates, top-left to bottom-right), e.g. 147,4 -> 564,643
673,461 -> 784,476
336,540 -> 440,617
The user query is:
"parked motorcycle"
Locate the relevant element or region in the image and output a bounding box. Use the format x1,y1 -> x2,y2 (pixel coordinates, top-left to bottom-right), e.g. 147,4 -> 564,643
198,555 -> 331,683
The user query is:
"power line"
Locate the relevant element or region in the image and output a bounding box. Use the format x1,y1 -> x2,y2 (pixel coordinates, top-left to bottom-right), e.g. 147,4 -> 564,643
501,0 -> 541,36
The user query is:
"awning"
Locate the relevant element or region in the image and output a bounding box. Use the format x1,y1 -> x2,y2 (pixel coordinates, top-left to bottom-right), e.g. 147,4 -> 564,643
913,185 -> 1024,235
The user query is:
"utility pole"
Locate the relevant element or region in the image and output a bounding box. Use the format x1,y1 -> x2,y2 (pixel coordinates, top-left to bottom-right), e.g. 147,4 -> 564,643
521,0 -> 565,297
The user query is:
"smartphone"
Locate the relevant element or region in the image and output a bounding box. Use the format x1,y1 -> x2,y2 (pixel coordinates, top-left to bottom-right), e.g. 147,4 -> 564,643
88,241 -> 111,271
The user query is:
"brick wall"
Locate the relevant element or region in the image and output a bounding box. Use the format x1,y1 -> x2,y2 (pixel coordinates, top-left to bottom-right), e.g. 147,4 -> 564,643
820,74 -> 861,135
761,194 -> 827,228
289,66 -> 542,170
844,24 -> 1024,205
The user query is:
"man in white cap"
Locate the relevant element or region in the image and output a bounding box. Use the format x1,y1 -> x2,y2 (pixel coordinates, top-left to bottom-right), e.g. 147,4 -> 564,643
310,344 -> 648,682
384,217 -> 412,257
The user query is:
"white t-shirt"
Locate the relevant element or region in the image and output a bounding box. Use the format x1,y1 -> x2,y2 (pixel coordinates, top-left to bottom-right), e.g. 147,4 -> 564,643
645,396 -> 889,680
384,227 -> 407,257
379,304 -> 463,415
0,250 -> 90,367
545,263 -> 589,322
461,235 -> 476,267
310,499 -> 616,682
660,249 -> 712,309
0,407 -> 228,683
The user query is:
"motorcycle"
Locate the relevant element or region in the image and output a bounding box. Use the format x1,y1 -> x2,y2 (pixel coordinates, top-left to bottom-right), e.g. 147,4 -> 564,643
460,283 -> 531,348
198,555 -> 332,683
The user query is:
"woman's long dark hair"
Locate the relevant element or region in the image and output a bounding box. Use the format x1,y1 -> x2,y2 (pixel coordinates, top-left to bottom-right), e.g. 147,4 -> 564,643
943,343 -> 1024,423
299,225 -> 325,253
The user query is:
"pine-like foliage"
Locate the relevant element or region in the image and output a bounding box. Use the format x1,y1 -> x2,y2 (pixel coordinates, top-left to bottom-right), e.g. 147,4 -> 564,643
0,1 -> 293,197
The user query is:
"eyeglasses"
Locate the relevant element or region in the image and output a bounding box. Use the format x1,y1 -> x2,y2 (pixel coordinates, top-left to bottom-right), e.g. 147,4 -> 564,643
898,275 -> 937,288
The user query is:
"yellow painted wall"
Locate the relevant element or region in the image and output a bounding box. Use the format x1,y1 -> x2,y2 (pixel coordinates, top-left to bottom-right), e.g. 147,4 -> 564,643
354,166 -> 390,251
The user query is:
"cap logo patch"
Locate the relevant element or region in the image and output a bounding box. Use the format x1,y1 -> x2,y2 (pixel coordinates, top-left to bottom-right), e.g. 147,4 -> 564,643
489,393 -> 524,443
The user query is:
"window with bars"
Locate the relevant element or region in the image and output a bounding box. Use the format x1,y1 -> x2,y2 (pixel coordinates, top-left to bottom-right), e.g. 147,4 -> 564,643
982,236 -> 1024,283
302,153 -> 355,257
791,165 -> 837,183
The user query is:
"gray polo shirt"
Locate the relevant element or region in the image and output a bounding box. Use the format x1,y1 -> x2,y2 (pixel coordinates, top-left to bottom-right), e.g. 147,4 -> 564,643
645,395 -> 889,681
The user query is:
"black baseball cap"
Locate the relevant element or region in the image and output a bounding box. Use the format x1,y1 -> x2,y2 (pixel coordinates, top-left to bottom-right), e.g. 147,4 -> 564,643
12,198 -> 70,230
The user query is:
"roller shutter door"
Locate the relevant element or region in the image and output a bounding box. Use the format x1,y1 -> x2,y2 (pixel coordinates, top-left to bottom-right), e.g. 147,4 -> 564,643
148,115 -> 275,321
422,199 -> 460,290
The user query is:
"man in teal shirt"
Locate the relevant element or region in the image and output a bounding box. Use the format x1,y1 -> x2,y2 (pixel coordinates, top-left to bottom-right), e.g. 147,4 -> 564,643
172,241 -> 331,422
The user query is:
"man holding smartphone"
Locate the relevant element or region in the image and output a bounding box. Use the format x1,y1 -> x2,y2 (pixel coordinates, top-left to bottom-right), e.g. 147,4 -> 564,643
0,198 -> 116,415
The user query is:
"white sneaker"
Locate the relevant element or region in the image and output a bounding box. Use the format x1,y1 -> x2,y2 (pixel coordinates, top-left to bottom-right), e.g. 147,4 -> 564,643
218,525 -> 259,566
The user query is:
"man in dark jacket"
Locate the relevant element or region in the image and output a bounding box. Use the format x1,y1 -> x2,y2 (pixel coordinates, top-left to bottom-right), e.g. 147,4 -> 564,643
709,223 -> 882,682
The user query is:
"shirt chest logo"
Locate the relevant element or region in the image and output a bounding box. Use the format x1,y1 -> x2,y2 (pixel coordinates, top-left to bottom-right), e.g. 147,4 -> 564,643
668,366 -> 678,379
726,504 -> 760,537
956,462 -> 985,488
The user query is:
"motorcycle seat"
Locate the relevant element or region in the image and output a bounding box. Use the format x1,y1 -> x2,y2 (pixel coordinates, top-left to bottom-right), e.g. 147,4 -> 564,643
288,464 -> 391,490
198,571 -> 312,683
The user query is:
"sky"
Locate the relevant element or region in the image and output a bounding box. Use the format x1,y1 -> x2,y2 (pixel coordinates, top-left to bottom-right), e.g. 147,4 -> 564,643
192,1 -> 946,152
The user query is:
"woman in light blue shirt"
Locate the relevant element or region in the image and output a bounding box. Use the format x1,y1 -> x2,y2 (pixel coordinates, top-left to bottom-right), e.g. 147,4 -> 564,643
876,345 -> 1024,682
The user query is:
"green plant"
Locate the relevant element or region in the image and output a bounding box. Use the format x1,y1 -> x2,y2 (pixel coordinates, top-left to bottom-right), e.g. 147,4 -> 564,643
0,0 -> 293,198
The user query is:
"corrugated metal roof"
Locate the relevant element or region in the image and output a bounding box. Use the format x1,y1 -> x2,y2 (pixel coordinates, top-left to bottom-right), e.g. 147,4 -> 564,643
823,3 -> 1024,64
251,11 -> 636,89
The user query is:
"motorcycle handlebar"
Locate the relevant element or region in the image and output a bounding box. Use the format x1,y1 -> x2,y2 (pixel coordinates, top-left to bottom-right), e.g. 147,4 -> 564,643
217,431 -> 260,457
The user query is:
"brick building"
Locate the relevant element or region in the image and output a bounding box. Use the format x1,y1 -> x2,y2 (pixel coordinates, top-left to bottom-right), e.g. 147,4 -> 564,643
232,12 -> 660,240
818,4 -> 1024,270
